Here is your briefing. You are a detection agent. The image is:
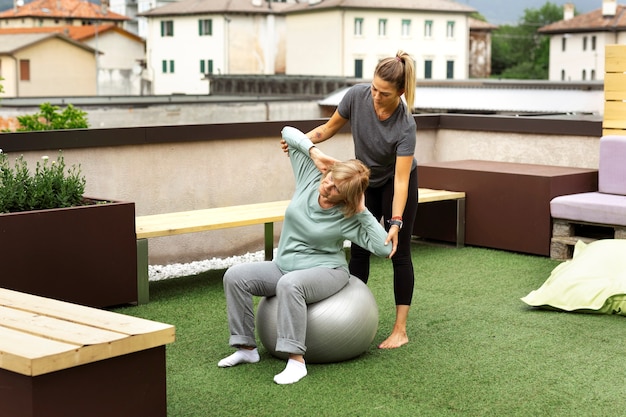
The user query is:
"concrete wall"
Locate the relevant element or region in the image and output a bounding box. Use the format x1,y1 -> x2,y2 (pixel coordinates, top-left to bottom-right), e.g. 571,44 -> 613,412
0,100 -> 323,129
1,115 -> 601,265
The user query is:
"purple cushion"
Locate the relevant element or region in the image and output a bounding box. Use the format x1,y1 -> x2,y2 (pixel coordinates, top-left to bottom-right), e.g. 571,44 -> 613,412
599,135 -> 626,195
551,192 -> 626,226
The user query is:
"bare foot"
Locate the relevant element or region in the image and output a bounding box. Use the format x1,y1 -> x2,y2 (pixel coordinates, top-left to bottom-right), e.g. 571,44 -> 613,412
378,330 -> 408,349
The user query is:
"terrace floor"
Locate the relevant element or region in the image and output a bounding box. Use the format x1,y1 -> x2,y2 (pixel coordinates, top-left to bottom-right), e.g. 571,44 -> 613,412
114,241 -> 625,417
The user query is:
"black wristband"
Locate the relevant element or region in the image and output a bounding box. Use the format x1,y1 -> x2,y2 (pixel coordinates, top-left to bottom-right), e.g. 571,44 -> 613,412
388,219 -> 403,230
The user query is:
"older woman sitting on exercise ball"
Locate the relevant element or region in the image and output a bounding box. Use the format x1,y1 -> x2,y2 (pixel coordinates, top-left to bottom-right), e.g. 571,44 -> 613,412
218,126 -> 393,385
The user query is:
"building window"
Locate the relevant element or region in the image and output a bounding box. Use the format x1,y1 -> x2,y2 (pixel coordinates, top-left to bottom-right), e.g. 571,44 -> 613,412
582,69 -> 587,80
354,18 -> 363,36
354,59 -> 363,78
162,60 -> 174,73
378,19 -> 387,36
424,20 -> 433,38
401,19 -> 411,37
446,21 -> 455,38
200,60 -> 213,74
161,20 -> 174,37
591,69 -> 596,80
592,36 -> 597,51
446,60 -> 454,79
583,36 -> 587,51
562,37 -> 566,51
19,59 -> 30,81
424,60 -> 432,79
199,19 -> 212,36
561,69 -> 566,80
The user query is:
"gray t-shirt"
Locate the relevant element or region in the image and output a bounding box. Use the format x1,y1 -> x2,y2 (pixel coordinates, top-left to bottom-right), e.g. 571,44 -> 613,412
337,83 -> 417,187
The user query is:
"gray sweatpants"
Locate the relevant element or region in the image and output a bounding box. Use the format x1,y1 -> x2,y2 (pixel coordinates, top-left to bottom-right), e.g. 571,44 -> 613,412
222,261 -> 349,355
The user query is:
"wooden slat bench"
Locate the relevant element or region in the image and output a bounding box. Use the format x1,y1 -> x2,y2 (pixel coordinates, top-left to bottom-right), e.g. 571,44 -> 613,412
418,188 -> 466,249
0,288 -> 175,417
135,200 -> 291,304
135,189 -> 465,304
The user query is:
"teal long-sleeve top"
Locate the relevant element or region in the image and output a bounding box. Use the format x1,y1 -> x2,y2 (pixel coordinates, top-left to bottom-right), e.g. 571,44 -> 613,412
275,126 -> 392,273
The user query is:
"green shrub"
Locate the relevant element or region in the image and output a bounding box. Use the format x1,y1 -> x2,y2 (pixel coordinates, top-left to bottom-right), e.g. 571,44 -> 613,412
13,102 -> 89,131
0,151 -> 86,213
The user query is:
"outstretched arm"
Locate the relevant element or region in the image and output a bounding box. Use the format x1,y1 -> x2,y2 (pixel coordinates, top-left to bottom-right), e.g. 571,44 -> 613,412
281,110 -> 347,173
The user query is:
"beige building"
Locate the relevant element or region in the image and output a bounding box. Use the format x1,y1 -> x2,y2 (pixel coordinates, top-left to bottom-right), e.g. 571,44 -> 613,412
0,33 -> 97,97
284,0 -> 475,80
0,0 -> 139,96
0,25 -> 145,95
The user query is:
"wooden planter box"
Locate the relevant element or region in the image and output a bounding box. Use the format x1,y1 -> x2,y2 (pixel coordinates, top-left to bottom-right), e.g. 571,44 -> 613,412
0,198 -> 137,308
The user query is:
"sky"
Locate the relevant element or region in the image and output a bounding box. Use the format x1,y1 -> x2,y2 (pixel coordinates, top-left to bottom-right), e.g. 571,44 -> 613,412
456,0 -> 602,25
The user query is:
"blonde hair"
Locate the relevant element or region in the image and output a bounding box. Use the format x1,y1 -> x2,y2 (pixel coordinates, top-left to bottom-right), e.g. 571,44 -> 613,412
374,50 -> 416,114
324,159 -> 370,218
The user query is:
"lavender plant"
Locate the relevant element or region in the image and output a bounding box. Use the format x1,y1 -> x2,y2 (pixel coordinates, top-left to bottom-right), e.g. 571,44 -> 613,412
0,150 -> 86,213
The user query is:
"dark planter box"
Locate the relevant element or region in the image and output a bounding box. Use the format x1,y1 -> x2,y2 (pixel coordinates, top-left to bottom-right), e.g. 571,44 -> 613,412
0,198 -> 137,308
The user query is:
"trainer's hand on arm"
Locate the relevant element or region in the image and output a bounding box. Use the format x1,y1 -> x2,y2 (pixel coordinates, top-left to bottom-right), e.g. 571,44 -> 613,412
385,226 -> 399,258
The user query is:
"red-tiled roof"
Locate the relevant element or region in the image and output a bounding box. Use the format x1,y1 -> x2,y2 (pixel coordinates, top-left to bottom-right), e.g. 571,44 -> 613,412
0,0 -> 129,21
0,24 -> 143,42
539,5 -> 626,34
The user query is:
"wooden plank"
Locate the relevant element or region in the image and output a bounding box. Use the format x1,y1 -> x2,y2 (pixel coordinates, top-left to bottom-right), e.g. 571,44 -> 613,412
605,44 -> 626,72
418,188 -> 465,203
0,306 -> 127,346
602,128 -> 626,136
0,288 -> 175,376
604,92 -> 626,100
0,288 -> 173,338
0,326 -> 79,376
603,101 -> 626,126
136,200 -> 291,239
604,73 -> 626,93
136,192 -> 466,239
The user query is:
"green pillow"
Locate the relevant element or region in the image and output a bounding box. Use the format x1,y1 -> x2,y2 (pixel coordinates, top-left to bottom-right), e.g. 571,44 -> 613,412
521,239 -> 626,315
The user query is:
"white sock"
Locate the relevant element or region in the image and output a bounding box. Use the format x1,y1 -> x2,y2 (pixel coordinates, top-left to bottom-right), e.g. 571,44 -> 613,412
273,358 -> 307,385
218,348 -> 260,368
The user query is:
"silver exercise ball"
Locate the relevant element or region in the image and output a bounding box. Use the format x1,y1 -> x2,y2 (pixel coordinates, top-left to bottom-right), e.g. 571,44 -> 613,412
256,275 -> 379,364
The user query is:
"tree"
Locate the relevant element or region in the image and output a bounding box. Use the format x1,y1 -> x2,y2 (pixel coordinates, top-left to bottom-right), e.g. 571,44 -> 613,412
491,2 -> 565,79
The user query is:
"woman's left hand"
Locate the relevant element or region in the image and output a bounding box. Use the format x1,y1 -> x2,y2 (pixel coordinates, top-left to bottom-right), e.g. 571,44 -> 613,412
385,226 -> 399,258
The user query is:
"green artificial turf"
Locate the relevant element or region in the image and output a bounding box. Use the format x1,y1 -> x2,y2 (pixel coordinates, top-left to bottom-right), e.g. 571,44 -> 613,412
115,242 -> 626,417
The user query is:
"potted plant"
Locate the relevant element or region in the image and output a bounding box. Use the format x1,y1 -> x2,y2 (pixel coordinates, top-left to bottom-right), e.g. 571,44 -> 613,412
0,150 -> 137,308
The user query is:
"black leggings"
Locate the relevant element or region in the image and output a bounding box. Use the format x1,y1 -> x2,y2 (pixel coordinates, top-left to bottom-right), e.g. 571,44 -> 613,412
349,167 -> 418,306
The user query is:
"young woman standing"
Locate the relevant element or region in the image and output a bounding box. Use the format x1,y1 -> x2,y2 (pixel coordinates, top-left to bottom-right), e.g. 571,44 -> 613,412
301,50 -> 418,349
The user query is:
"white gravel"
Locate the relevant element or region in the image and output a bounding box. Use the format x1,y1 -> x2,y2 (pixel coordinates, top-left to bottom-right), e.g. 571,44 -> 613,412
147,241 -> 351,281
148,249 -> 277,281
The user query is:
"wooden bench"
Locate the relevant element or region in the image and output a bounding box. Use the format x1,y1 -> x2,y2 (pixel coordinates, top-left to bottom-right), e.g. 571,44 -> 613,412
135,200 -> 291,304
418,188 -> 466,248
135,189 -> 465,304
0,288 -> 175,417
